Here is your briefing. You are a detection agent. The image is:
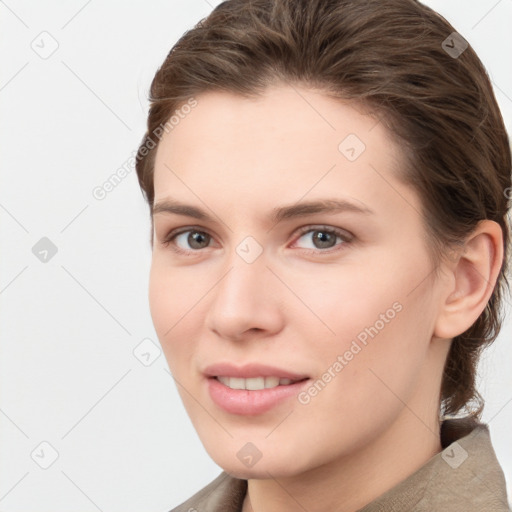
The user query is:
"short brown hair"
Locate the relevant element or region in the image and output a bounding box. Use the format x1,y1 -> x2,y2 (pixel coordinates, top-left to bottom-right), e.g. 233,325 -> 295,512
136,0 -> 511,422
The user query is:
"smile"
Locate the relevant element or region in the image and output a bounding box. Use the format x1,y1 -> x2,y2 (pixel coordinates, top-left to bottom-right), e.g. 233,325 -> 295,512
215,376 -> 306,390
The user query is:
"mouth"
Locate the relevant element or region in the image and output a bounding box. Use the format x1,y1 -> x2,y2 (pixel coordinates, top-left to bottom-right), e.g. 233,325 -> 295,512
212,375 -> 309,390
203,362 -> 312,415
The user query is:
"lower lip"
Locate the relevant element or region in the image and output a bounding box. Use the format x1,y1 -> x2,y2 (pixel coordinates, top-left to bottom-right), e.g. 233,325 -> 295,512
206,377 -> 311,415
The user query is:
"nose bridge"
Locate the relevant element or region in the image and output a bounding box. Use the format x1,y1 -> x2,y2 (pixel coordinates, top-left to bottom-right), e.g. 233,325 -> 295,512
204,232 -> 283,339
217,233 -> 268,302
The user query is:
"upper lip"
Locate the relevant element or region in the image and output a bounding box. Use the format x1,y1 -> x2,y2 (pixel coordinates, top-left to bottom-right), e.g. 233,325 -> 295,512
203,362 -> 309,381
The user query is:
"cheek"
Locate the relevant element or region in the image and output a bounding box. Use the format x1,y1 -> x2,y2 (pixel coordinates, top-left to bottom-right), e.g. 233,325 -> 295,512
148,266 -> 171,338
313,244 -> 432,329
289,261 -> 400,343
297,251 -> 434,382
148,258 -> 201,332
148,263 -> 196,372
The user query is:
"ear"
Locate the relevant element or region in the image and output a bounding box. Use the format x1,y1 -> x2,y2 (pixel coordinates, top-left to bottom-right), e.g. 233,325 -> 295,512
434,220 -> 504,339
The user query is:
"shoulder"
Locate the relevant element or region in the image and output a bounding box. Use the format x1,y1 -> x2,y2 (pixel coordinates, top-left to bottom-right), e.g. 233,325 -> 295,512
169,471 -> 247,512
359,418 -> 511,512
418,419 -> 510,511
425,419 -> 511,511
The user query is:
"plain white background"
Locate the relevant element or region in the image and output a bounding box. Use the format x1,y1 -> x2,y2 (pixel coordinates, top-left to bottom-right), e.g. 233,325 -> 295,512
0,1 -> 511,510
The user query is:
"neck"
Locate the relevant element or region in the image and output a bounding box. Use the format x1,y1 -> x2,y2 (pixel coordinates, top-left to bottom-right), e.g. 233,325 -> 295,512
242,409 -> 442,512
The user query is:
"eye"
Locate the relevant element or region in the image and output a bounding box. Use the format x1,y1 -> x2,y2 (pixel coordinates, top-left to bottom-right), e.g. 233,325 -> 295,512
162,228 -> 213,254
292,225 -> 352,253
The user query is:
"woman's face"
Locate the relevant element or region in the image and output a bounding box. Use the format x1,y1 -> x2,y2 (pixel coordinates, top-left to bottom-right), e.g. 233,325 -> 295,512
149,85 -> 450,478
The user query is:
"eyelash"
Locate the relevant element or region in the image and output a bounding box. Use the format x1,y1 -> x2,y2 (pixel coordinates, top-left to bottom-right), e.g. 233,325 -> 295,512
160,225 -> 353,256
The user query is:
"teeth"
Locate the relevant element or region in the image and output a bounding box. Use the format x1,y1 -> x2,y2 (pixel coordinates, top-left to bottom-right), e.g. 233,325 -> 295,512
264,376 -> 280,388
216,376 -> 301,390
229,377 -> 245,390
246,377 -> 265,390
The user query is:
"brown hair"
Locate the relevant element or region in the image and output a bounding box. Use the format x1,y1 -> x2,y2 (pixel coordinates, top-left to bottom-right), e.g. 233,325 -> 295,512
135,0 -> 511,422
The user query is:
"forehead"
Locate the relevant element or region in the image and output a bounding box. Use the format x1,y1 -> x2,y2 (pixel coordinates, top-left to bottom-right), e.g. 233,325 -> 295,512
155,85 -> 385,165
152,85 -> 416,221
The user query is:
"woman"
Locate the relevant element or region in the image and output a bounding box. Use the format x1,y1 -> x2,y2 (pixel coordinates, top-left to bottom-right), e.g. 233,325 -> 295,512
135,0 -> 511,510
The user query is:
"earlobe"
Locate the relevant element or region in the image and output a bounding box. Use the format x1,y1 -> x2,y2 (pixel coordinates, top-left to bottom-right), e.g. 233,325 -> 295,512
433,220 -> 503,340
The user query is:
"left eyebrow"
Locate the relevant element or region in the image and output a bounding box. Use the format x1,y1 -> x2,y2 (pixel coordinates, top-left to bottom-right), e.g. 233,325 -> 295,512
152,197 -> 375,224
270,198 -> 375,223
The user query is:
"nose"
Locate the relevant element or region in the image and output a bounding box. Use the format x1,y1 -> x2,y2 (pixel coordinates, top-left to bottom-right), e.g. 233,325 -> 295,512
204,247 -> 285,342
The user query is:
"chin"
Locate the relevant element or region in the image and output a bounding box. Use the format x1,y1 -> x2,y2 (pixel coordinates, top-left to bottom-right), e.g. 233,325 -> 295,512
210,448 -> 308,480
221,463 -> 298,480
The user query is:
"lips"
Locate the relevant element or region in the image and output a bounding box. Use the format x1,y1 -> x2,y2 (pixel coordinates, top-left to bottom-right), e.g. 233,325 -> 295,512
203,362 -> 311,415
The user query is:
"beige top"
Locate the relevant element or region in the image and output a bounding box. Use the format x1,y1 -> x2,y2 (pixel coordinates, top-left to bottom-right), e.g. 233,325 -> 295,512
169,417 -> 511,511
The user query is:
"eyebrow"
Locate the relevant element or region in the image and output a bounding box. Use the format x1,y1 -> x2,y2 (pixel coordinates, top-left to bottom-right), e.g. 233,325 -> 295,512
152,197 -> 374,225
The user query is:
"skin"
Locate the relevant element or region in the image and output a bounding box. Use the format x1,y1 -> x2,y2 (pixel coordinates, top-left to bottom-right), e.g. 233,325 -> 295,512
148,84 -> 503,512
